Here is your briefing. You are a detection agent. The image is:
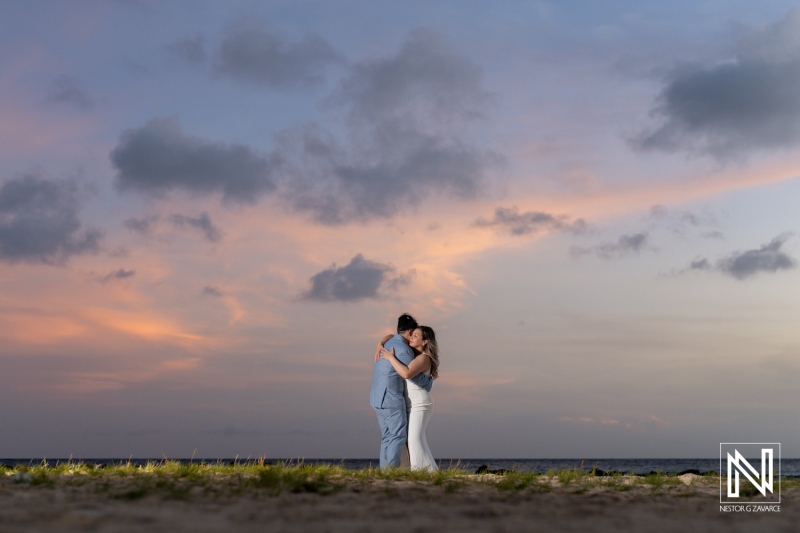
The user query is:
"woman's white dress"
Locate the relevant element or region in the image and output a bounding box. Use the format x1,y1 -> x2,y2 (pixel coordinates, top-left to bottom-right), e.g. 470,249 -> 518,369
403,369 -> 437,471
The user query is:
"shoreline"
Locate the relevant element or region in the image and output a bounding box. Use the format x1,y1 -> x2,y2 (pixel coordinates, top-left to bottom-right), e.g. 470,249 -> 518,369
5,457 -> 798,477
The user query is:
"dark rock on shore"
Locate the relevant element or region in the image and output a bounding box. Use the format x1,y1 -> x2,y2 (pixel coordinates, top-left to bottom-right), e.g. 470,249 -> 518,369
475,465 -> 510,475
591,469 -> 625,477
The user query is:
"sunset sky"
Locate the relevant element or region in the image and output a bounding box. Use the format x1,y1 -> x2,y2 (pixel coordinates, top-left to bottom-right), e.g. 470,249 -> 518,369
2,0 -> 799,459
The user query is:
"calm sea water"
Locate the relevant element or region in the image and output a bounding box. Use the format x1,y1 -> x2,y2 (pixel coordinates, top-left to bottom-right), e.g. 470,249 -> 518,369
4,458 -> 800,477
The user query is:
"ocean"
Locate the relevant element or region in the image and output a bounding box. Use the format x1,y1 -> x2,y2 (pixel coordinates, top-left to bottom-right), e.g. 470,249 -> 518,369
3,458 -> 799,477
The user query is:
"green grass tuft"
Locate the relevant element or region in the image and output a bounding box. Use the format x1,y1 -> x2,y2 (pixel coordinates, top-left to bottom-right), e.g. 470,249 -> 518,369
1,460 -> 788,499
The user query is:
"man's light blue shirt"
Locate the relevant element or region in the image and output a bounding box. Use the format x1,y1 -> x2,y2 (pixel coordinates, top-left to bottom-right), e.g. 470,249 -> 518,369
369,334 -> 433,409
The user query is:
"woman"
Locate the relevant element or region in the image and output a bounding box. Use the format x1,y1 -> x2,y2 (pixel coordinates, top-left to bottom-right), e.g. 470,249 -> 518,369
374,326 -> 440,471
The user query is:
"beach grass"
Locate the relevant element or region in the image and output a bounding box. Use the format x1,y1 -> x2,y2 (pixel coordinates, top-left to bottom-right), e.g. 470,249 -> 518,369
4,459 -> 795,499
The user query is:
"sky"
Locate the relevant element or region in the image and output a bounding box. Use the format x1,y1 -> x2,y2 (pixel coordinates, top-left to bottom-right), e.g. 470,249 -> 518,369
1,0 -> 799,459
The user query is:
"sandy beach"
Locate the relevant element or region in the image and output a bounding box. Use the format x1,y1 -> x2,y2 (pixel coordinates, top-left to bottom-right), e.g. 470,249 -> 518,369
1,470 -> 796,532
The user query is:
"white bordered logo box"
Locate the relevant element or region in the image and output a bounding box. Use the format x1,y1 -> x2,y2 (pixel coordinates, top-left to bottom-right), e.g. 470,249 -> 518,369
720,443 -> 781,504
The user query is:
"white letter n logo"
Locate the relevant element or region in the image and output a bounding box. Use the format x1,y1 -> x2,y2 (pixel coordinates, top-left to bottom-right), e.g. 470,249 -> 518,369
727,448 -> 774,497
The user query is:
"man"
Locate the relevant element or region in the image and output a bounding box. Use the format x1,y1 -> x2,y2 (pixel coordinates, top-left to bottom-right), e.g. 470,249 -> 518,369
369,313 -> 433,468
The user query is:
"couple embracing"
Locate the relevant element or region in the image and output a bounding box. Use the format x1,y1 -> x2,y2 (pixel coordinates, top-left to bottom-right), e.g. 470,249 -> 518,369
369,313 -> 440,470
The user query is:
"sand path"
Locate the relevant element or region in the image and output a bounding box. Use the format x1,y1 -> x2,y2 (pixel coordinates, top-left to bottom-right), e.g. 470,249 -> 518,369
1,475 -> 795,532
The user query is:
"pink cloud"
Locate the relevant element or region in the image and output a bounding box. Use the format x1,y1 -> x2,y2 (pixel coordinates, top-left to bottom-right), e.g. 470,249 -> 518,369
560,414 -> 673,434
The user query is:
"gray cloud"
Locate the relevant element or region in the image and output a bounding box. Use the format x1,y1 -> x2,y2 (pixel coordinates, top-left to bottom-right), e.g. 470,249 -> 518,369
687,233 -> 795,280
687,258 -> 711,271
111,117 -> 281,203
329,27 -> 490,124
43,75 -> 94,110
202,286 -> 223,297
648,204 -> 721,237
98,268 -> 136,283
284,120 -> 501,224
124,212 -> 223,241
167,33 -> 208,64
384,269 -> 415,292
113,30 -> 499,224
702,231 -> 725,240
0,175 -> 102,265
282,29 -> 501,224
123,215 -> 159,236
633,62 -> 800,158
170,212 -> 223,242
649,204 -> 707,226
571,233 -> 650,259
303,253 -> 412,302
474,206 -> 587,236
632,10 -> 800,159
213,21 -> 343,89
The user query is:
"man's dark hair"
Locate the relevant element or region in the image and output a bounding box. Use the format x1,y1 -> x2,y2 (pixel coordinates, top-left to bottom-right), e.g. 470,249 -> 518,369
397,313 -> 418,334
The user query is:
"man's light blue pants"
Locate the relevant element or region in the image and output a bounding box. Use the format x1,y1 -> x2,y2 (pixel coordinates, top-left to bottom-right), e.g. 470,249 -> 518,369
374,406 -> 408,468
